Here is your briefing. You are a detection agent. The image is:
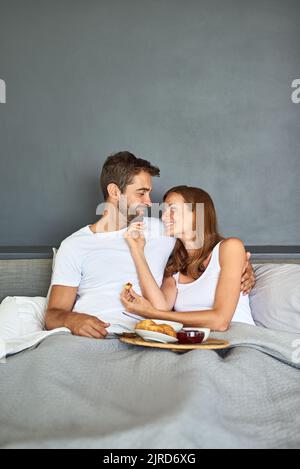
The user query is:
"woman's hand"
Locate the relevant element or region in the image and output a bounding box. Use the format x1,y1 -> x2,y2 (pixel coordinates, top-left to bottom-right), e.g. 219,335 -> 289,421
120,286 -> 157,318
124,221 -> 146,252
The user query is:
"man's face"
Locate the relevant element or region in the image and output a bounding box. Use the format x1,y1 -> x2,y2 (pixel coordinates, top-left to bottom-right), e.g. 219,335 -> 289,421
120,171 -> 153,221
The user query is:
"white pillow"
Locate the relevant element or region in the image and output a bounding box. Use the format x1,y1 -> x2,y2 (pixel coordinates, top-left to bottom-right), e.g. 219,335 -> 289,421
250,264 -> 300,334
0,296 -> 47,339
0,249 -> 67,361
46,247 -> 58,302
0,297 -> 23,341
0,295 -> 69,360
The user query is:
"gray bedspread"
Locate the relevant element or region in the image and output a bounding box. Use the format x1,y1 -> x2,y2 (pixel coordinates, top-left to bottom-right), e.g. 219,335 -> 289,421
0,323 -> 299,449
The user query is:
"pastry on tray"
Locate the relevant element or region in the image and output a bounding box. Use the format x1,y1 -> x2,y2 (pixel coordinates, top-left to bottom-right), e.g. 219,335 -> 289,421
135,319 -> 177,338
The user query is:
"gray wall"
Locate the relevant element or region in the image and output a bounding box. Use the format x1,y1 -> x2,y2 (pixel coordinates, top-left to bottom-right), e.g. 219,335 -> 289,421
0,0 -> 299,247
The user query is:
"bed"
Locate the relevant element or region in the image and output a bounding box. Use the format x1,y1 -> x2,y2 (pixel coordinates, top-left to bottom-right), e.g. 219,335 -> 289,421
0,256 -> 299,449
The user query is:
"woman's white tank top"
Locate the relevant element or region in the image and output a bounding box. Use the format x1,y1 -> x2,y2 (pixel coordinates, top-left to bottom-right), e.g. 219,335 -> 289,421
173,241 -> 255,326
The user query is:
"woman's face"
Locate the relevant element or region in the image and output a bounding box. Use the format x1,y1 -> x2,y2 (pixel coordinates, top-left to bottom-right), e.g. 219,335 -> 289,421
162,192 -> 195,239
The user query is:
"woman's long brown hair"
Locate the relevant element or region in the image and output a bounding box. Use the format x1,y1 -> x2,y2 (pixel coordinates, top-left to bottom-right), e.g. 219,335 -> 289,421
164,186 -> 224,280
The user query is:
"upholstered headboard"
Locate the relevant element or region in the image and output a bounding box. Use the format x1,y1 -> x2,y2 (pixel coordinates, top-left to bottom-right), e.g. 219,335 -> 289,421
0,259 -> 52,302
0,256 -> 300,303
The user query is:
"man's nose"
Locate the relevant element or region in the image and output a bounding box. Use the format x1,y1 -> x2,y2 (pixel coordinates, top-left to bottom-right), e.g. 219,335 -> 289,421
143,195 -> 152,207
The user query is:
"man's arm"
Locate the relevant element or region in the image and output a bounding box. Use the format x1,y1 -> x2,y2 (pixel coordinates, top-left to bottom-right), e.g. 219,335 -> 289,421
45,285 -> 110,339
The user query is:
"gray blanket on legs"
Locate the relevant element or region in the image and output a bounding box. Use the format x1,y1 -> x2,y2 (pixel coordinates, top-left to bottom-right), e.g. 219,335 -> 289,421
0,323 -> 299,449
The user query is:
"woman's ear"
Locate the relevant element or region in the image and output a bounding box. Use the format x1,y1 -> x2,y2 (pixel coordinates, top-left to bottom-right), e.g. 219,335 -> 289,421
107,183 -> 121,201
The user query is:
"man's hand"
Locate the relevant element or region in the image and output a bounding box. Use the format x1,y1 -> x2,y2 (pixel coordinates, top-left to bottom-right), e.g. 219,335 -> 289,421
64,312 -> 110,339
241,252 -> 256,295
45,285 -> 110,339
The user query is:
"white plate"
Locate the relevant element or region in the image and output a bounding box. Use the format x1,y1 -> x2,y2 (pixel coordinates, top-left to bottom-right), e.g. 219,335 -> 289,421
151,320 -> 183,333
135,329 -> 178,344
182,328 -> 210,342
121,313 -> 183,333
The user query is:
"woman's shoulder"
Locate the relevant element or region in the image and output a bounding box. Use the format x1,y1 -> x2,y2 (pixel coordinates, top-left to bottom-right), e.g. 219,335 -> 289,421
220,237 -> 245,248
162,274 -> 177,286
219,237 -> 246,261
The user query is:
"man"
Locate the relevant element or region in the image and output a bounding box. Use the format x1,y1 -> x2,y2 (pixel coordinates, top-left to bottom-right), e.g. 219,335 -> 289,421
45,151 -> 255,338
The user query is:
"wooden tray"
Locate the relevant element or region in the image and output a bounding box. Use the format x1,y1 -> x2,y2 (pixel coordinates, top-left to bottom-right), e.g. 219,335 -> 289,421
119,336 -> 230,352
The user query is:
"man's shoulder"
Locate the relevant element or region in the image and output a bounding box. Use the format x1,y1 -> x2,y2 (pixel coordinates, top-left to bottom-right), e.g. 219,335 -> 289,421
59,225 -> 91,250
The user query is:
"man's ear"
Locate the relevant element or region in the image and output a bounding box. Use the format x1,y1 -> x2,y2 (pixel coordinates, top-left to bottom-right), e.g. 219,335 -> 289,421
107,183 -> 121,200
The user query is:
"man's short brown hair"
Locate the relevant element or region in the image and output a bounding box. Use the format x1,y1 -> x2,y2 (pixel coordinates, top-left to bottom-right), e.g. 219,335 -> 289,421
100,151 -> 160,200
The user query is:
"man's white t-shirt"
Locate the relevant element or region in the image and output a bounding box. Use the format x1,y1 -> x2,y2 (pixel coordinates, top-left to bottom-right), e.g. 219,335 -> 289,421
51,217 -> 176,333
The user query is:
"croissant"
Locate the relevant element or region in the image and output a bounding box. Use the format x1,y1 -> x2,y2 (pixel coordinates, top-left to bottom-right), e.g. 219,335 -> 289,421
135,320 -> 156,330
159,324 -> 177,338
135,320 -> 177,338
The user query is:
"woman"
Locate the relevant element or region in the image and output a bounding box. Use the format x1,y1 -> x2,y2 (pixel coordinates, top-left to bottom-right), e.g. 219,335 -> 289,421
120,186 -> 255,331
